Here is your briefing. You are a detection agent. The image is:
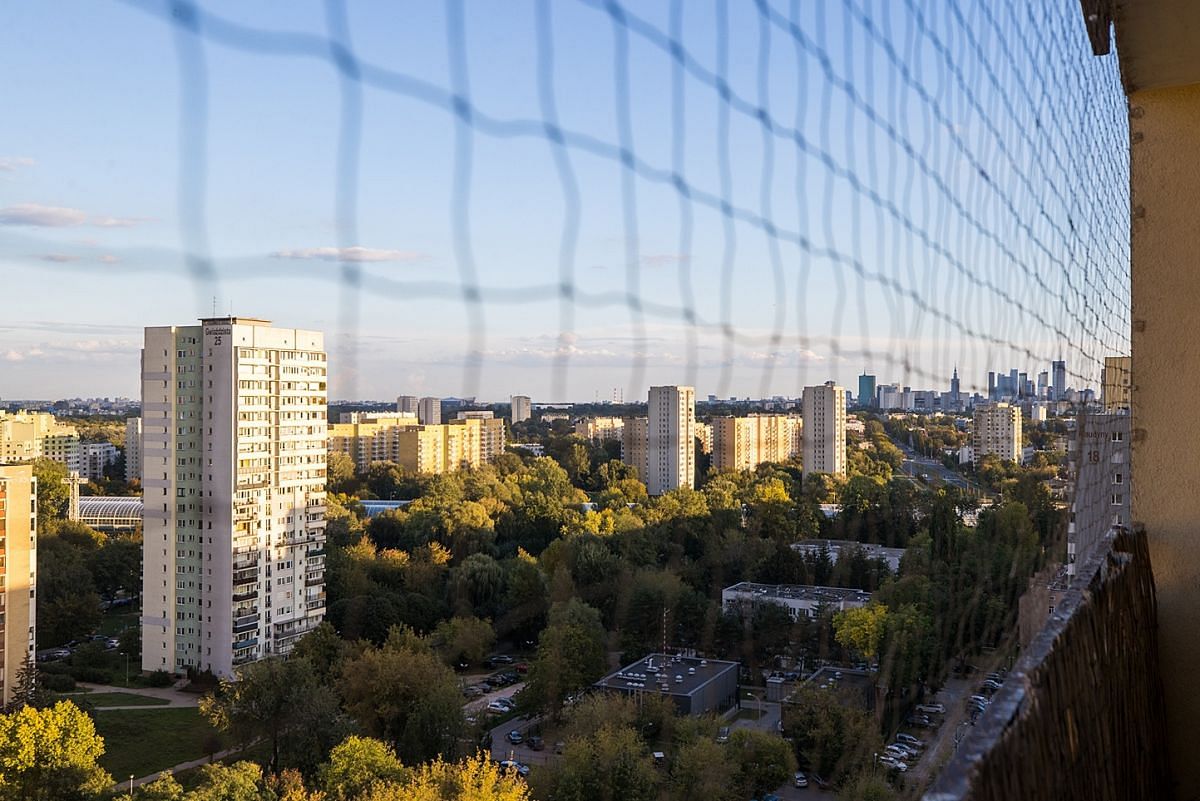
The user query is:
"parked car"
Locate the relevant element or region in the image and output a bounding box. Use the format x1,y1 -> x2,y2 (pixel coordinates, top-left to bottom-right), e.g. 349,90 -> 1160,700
554,741 -> 566,755
915,703 -> 945,715
793,772 -> 808,788
716,726 -> 730,744
506,730 -> 523,745
968,694 -> 990,706
463,685 -> 484,699
486,701 -> 509,714
487,655 -> 515,668
905,714 -> 934,728
501,671 -> 519,685
896,733 -> 926,748
885,745 -> 911,760
527,735 -> 544,751
890,743 -> 919,760
514,662 -> 530,675
498,760 -> 530,778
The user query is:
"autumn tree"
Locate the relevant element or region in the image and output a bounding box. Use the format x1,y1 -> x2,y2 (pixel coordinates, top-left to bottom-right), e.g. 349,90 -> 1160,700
0,700 -> 112,801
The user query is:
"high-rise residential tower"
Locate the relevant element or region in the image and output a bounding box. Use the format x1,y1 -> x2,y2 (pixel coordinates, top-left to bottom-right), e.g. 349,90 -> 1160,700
417,397 -> 442,426
972,402 -> 1023,463
857,374 -> 877,409
140,318 -> 327,677
125,416 -> 143,483
0,464 -> 37,706
396,395 -> 419,415
802,382 -> 847,476
511,395 -> 532,424
645,386 -> 696,495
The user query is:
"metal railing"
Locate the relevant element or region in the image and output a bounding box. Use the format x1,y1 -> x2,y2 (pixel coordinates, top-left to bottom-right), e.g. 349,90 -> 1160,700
925,528 -> 1170,801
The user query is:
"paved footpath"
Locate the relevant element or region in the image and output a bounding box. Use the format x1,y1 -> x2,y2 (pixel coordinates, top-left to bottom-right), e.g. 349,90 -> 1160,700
71,681 -> 201,709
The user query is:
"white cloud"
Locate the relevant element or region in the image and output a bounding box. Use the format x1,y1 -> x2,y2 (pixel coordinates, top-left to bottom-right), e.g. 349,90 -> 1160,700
99,255 -> 120,264
36,253 -> 80,263
1,204 -> 87,226
271,246 -> 425,263
1,350 -> 24,362
0,157 -> 34,172
641,252 -> 689,266
0,203 -> 145,228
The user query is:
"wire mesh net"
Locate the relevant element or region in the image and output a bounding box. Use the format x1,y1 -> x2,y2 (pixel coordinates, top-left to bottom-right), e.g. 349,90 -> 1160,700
84,0 -> 1129,405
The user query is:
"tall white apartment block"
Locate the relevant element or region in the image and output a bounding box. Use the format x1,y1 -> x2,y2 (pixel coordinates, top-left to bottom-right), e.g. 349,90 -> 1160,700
125,417 -> 143,483
645,386 -> 696,495
511,395 -> 532,424
802,382 -> 847,476
972,402 -> 1023,464
417,397 -> 442,426
140,318 -> 327,678
396,395 -> 419,415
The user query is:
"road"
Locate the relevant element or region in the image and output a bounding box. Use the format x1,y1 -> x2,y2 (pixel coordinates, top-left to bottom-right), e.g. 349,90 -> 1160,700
894,440 -> 978,493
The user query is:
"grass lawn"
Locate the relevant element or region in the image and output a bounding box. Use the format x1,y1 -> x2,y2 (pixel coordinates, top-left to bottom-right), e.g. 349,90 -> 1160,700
94,708 -> 223,781
97,610 -> 139,637
67,692 -> 169,708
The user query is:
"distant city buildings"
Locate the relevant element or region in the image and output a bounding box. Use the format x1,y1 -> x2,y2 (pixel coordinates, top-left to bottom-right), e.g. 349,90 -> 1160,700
802,382 -> 847,476
396,395 -> 419,415
0,464 -> 37,706
710,414 -> 802,472
1052,360 -> 1067,401
695,421 -> 713,455
971,402 -> 1023,463
124,417 -> 142,483
329,414 -> 494,474
510,395 -> 531,423
140,317 -> 327,677
857,373 -> 877,409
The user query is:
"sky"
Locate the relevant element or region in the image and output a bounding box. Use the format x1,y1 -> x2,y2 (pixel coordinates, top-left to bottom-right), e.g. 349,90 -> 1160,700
0,0 -> 1129,403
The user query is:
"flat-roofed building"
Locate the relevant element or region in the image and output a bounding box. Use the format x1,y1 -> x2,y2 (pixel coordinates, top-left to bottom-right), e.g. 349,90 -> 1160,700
645,385 -> 696,495
722,581 -> 872,620
594,653 -> 739,717
455,411 -> 507,462
576,416 -> 624,442
711,414 -> 801,471
0,410 -> 81,471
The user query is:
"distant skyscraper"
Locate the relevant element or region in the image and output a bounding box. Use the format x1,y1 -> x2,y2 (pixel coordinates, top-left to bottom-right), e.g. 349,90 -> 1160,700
141,317 -> 327,677
988,371 -> 997,399
645,386 -> 696,495
417,397 -> 442,425
511,395 -> 532,423
857,373 -> 877,409
1052,360 -> 1067,401
802,382 -> 847,476
949,367 -> 961,410
396,395 -> 418,414
1037,371 -> 1049,398
0,464 -> 37,706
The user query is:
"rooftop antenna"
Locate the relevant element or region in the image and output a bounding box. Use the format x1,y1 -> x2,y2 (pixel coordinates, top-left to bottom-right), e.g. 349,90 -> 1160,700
212,296 -> 217,317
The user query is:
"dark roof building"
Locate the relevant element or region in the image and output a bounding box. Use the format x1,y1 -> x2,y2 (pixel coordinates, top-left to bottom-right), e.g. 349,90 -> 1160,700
593,653 -> 739,716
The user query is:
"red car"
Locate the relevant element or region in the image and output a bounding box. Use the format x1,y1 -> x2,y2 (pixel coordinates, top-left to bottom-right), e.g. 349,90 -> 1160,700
515,662 -> 530,675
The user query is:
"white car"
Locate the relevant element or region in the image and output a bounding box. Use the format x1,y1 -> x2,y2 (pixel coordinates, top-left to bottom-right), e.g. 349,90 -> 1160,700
884,745 -> 911,760
878,756 -> 908,772
890,743 -> 919,760
915,703 -> 946,715
793,772 -> 808,788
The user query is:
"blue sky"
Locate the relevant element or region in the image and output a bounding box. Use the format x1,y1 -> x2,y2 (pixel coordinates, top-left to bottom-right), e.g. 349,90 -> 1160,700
0,0 -> 1129,402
